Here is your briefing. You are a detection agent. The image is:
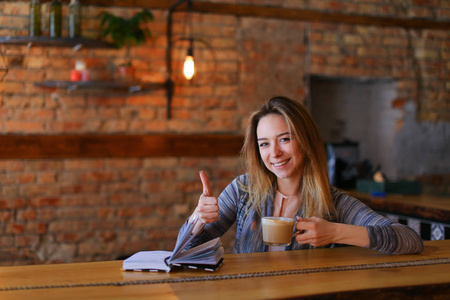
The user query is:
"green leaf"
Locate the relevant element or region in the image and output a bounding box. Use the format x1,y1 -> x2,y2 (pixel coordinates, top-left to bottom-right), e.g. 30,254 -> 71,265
98,9 -> 154,48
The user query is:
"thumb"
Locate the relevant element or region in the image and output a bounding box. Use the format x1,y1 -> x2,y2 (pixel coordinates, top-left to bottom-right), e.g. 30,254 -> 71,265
199,171 -> 212,196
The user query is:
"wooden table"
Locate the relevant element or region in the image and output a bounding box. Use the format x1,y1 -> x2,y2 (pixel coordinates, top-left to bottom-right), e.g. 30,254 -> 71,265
1,240 -> 449,299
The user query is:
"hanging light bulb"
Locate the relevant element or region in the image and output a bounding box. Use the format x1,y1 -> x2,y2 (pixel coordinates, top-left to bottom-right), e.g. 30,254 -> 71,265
183,44 -> 195,80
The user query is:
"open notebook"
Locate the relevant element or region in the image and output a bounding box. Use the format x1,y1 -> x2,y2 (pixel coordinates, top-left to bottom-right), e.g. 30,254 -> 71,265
122,215 -> 224,272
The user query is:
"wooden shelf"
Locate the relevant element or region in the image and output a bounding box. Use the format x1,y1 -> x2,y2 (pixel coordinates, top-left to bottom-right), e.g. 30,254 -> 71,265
34,80 -> 167,93
0,36 -> 116,50
0,134 -> 244,159
0,35 -> 172,116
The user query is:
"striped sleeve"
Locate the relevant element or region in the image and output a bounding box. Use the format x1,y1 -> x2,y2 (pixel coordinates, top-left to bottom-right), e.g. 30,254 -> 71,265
181,176 -> 243,250
333,188 -> 424,254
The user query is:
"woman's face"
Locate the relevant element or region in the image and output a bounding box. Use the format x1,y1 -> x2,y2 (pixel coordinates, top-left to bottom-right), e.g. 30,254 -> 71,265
256,114 -> 304,182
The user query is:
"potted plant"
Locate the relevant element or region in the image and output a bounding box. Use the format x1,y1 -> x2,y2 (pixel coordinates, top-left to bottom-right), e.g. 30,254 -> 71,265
100,9 -> 154,81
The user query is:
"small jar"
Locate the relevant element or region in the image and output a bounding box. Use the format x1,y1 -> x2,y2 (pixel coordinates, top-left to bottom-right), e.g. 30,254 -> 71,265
70,69 -> 81,82
72,60 -> 89,82
70,60 -> 86,82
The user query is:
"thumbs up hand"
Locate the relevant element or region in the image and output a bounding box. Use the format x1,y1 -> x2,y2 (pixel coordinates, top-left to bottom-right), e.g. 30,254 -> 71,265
193,171 -> 219,224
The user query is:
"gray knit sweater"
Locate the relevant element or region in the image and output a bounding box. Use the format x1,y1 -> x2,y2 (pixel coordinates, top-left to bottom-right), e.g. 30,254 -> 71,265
180,174 -> 424,254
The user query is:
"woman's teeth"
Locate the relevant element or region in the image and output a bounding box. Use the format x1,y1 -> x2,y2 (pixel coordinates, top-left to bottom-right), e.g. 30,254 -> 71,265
273,160 -> 288,167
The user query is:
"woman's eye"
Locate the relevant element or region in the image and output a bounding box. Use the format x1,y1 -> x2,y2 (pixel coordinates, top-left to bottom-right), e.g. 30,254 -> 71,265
280,137 -> 290,143
259,142 -> 268,147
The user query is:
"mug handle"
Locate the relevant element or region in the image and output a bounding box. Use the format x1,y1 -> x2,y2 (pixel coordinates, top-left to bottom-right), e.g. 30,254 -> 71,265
292,217 -> 305,237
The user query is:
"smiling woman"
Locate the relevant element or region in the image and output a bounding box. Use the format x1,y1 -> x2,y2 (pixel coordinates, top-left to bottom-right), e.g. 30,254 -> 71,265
242,96 -> 333,221
179,96 -> 424,255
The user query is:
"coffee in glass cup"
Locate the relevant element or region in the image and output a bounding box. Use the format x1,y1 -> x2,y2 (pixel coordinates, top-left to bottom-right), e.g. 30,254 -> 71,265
262,216 -> 295,246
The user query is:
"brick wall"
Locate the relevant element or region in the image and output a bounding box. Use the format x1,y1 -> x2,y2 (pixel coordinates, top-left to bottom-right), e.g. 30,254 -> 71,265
0,1 -> 448,265
0,157 -> 241,264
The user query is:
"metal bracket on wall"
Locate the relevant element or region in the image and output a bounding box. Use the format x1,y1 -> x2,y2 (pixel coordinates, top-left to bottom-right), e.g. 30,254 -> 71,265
166,0 -> 191,119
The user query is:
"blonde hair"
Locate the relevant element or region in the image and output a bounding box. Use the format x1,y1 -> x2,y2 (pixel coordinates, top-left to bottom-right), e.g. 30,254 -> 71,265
241,96 -> 335,220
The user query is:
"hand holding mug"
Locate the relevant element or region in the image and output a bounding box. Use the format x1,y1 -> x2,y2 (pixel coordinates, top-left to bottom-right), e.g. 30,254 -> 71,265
294,216 -> 336,247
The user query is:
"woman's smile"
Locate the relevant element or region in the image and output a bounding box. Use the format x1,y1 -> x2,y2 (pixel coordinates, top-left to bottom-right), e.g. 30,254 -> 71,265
272,159 -> 290,167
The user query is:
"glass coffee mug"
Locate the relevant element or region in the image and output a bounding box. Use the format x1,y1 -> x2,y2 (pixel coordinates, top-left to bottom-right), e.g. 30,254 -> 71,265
261,216 -> 296,246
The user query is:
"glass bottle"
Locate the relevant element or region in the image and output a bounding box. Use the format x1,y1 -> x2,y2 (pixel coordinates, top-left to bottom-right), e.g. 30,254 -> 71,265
49,0 -> 62,38
29,0 -> 41,37
68,0 -> 81,38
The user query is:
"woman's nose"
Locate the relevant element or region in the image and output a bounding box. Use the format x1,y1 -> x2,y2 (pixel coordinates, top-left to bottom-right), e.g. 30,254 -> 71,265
270,143 -> 282,157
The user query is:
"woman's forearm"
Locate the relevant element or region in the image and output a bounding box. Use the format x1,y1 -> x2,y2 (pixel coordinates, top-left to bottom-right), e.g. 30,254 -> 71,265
332,223 -> 370,248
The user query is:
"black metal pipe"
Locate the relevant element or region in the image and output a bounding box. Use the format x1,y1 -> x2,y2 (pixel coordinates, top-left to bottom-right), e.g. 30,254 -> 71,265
166,0 -> 189,119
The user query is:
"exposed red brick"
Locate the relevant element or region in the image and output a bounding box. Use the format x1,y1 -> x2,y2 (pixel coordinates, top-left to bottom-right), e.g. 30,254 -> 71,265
101,231 -> 117,242
118,207 -> 135,218
10,223 -> 24,234
0,211 -> 13,222
0,236 -> 14,247
29,197 -> 61,207
137,206 -> 153,216
80,171 -> 117,182
25,222 -> 47,234
17,209 -> 36,221
0,198 -> 26,209
156,206 -> 169,216
17,173 -> 36,184
56,233 -> 80,243
37,172 -> 57,184
36,208 -> 57,221
61,184 -> 101,194
97,207 -> 115,219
